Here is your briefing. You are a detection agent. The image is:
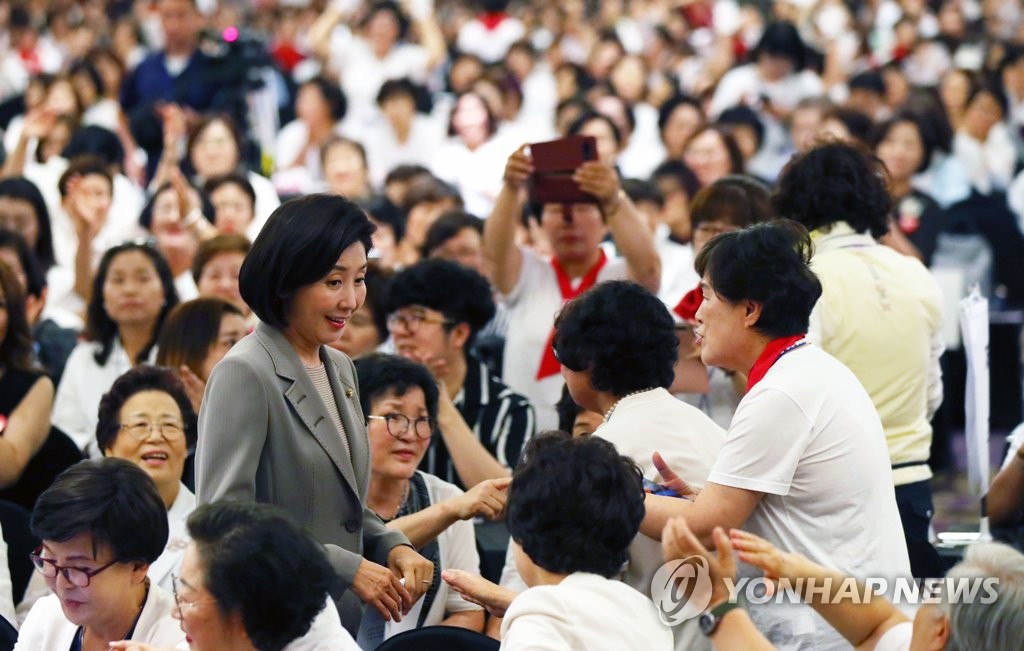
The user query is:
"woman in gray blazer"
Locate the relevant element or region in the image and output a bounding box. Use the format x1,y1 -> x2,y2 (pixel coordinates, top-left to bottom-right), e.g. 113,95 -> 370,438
195,194 -> 434,634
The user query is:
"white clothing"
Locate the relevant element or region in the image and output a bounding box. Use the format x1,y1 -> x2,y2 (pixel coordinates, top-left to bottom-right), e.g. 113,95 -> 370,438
0,522 -> 14,630
383,472 -> 482,639
1001,423 -> 1024,470
501,247 -> 630,430
654,231 -> 698,313
272,121 -> 348,195
517,66 -> 558,136
53,340 -> 158,457
13,584 -> 185,650
952,125 -> 1018,195
595,388 -> 724,651
174,271 -> 198,302
500,572 -> 673,651
708,65 -> 824,118
81,99 -> 122,132
618,103 -> 666,181
246,171 -> 282,241
430,134 -> 518,218
148,485 -> 196,592
456,17 -> 525,64
329,27 -> 428,132
364,115 -> 445,188
874,621 -> 913,651
708,344 -> 911,649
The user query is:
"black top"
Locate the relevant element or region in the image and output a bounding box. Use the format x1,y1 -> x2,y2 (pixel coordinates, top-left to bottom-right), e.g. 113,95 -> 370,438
891,189 -> 949,267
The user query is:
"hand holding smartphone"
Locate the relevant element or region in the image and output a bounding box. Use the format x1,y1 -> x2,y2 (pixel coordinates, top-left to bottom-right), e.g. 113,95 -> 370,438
528,135 -> 599,205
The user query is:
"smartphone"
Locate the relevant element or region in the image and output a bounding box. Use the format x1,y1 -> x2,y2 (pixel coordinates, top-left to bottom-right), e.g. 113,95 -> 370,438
528,135 -> 599,205
643,478 -> 680,498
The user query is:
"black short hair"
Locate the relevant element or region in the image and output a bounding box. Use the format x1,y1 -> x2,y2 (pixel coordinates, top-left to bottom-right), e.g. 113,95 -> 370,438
849,70 -> 886,95
507,432 -> 644,578
717,105 -> 765,151
385,259 -> 495,346
553,281 -> 677,396
361,194 -> 406,243
239,194 -> 375,329
0,228 -> 46,297
752,21 -> 807,71
156,298 -> 244,380
192,233 -> 251,283
555,384 -> 583,433
823,107 -> 874,144
965,80 -> 1009,118
204,173 -> 256,209
420,210 -> 483,259
320,136 -> 368,175
651,160 -> 701,200
302,75 -> 347,122
86,242 -> 180,366
63,125 -> 125,169
621,178 -> 664,208
694,220 -> 822,339
773,141 -> 891,239
364,0 -> 410,40
187,501 -> 342,651
58,156 -> 113,198
353,353 -> 439,423
31,458 -> 169,564
658,93 -> 704,132
96,365 -> 199,454
868,111 -> 936,173
690,175 -> 772,230
685,125 -> 745,179
0,177 -> 55,270
376,77 -> 418,107
568,110 -> 622,147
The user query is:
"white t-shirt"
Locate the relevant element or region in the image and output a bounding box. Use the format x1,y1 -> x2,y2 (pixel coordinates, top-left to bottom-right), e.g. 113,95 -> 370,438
874,621 -> 913,651
501,248 -> 630,430
1001,423 -> 1024,469
708,64 -> 824,118
500,572 -> 673,651
430,133 -> 518,218
383,472 -> 482,639
363,114 -> 445,188
456,16 -> 526,64
149,485 -> 196,592
708,344 -> 911,649
654,232 -> 698,313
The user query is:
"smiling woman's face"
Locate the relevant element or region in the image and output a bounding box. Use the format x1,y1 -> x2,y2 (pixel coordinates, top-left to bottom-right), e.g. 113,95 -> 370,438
105,390 -> 188,498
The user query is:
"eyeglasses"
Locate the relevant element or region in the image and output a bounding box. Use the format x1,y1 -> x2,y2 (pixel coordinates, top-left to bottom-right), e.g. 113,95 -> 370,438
118,421 -> 186,441
30,547 -> 118,587
368,413 -> 434,440
386,311 -> 454,334
172,574 -> 217,613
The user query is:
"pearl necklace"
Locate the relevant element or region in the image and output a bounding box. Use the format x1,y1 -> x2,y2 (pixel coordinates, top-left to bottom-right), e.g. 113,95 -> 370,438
601,388 -> 658,426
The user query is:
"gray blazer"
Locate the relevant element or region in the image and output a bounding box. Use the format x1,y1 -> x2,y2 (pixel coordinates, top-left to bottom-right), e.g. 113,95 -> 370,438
195,322 -> 409,632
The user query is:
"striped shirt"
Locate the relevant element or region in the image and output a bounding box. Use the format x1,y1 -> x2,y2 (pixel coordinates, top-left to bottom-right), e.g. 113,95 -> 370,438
304,362 -> 351,460
420,355 -> 535,488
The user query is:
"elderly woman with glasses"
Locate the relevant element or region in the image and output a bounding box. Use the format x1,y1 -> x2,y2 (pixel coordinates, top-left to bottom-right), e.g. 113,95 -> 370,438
353,353 -> 509,645
15,458 -> 184,650
96,366 -> 198,591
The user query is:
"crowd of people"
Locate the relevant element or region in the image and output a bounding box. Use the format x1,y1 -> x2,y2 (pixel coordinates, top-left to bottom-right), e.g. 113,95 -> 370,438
2,0 -> 1024,649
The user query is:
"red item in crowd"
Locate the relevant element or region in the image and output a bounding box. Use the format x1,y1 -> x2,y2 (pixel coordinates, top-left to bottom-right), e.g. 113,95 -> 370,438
673,283 -> 703,322
272,42 -> 305,73
746,334 -> 806,391
536,250 -> 608,380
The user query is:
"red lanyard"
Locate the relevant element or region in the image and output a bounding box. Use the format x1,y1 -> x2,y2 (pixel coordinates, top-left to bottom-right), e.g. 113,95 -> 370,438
745,335 -> 807,392
535,250 -> 608,380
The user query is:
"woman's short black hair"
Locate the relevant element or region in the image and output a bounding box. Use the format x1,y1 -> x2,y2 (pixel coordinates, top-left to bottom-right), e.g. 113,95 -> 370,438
690,175 -> 772,230
772,141 -> 891,239
567,110 -> 623,147
420,210 -> 483,259
139,182 -> 215,231
965,79 -> 1009,118
657,93 -> 704,132
752,21 -> 807,71
239,194 -> 375,329
301,75 -> 347,122
385,259 -> 496,346
86,242 -> 180,366
651,159 -> 702,200
376,77 -> 418,108
553,281 -> 676,396
868,111 -> 936,174
156,298 -> 244,380
31,458 -> 169,564
0,228 -> 46,298
685,125 -> 745,179
63,125 -> 125,169
361,194 -> 406,243
96,365 -> 199,454
694,220 -> 823,339
320,136 -> 368,174
353,353 -> 439,424
187,501 -> 342,651
204,173 -> 256,209
364,0 -> 410,41
555,384 -> 583,434
717,105 -> 765,152
507,432 -> 644,578
0,176 -> 55,270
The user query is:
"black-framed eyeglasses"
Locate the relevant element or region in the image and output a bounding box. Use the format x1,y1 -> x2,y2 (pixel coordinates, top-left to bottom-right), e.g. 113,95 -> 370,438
386,311 -> 455,334
368,413 -> 434,440
118,421 -> 186,441
30,547 -> 118,587
172,574 -> 217,613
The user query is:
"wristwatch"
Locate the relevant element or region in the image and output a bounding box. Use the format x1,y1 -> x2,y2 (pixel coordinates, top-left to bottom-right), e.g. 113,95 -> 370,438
698,600 -> 743,637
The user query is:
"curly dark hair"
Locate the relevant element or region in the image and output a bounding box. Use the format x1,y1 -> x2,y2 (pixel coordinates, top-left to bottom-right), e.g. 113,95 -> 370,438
772,141 -> 891,239
96,365 -> 198,454
385,259 -> 496,346
553,281 -> 676,396
187,501 -> 343,651
507,432 -> 645,578
695,220 -> 822,339
352,353 -> 440,424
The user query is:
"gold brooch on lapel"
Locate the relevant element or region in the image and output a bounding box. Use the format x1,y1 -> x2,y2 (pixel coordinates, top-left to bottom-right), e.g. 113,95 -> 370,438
345,387 -> 354,398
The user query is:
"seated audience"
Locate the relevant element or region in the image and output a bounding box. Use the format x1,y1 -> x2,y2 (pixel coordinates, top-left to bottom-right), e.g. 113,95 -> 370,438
156,298 -> 247,412
204,174 -> 257,237
641,221 -> 911,649
420,210 -> 486,275
332,261 -> 392,359
112,501 -> 360,651
444,433 -> 673,650
663,519 -> 1024,651
354,353 -> 506,643
96,366 -> 198,591
15,458 -> 184,649
53,242 -> 179,457
138,179 -> 216,301
386,259 -> 534,487
191,234 -> 253,327
483,146 -> 660,429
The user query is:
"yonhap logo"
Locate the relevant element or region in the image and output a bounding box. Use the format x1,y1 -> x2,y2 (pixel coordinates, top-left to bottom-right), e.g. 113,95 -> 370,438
650,555 -> 713,625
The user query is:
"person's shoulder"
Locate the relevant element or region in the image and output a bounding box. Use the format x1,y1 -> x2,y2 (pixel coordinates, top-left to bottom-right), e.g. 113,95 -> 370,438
19,592 -> 67,634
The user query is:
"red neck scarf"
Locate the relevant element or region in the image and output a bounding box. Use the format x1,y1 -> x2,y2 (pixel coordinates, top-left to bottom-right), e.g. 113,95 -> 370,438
536,250 -> 608,380
745,334 -> 807,392
673,282 -> 703,321
479,12 -> 508,30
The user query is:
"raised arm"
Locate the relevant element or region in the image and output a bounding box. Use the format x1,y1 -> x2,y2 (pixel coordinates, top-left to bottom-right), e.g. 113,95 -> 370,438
388,478 -> 510,548
574,162 -> 661,292
484,147 -> 531,295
